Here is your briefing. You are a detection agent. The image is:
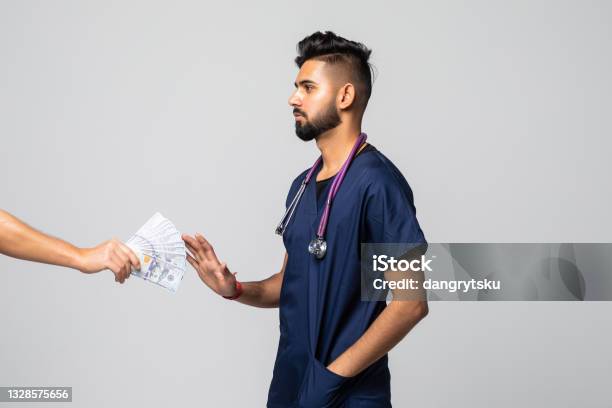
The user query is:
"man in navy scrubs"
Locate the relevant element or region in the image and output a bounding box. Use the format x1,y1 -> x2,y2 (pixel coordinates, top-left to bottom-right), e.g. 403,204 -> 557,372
183,31 -> 428,407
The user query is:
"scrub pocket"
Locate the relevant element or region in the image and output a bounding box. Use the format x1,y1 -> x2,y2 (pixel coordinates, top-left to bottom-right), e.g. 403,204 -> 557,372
298,357 -> 350,408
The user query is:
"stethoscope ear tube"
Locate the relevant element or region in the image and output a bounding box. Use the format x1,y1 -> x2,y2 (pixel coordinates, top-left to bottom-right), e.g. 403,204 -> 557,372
275,155 -> 322,235
275,180 -> 307,235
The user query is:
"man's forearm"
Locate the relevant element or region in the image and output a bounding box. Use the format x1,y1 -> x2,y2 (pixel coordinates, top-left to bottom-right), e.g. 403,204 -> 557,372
327,300 -> 428,377
233,272 -> 283,308
0,210 -> 83,269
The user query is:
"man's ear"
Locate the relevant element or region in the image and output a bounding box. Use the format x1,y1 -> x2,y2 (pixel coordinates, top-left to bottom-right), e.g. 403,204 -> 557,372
337,83 -> 356,110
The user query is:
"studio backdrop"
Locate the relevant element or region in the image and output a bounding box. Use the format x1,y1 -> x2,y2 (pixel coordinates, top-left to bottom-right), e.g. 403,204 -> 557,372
1,1 -> 610,407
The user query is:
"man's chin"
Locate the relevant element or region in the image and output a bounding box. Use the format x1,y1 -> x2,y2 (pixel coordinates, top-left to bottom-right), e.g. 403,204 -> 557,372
295,124 -> 317,142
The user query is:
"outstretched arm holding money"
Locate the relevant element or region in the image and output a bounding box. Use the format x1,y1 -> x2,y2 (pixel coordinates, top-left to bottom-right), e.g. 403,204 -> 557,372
183,233 -> 286,307
0,209 -> 140,283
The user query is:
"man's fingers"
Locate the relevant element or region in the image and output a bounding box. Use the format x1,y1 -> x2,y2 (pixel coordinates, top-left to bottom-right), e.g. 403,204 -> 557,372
110,254 -> 127,283
186,248 -> 199,262
118,242 -> 140,270
184,241 -> 201,262
107,259 -> 123,282
114,250 -> 132,280
183,234 -> 208,262
185,235 -> 227,286
187,254 -> 197,268
196,234 -> 220,264
120,264 -> 128,283
114,248 -> 130,266
108,260 -> 121,275
182,234 -> 200,249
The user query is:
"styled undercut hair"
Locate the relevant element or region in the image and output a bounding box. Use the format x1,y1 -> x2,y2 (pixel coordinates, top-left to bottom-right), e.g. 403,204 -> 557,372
295,31 -> 373,111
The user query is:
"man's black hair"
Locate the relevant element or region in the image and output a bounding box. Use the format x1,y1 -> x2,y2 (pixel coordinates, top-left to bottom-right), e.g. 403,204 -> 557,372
295,31 -> 373,110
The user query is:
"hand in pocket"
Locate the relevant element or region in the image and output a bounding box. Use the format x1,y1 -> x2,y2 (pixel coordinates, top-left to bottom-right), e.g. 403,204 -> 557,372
298,357 -> 349,408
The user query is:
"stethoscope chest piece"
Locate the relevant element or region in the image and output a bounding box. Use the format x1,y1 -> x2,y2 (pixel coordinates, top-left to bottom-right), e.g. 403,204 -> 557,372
308,237 -> 327,259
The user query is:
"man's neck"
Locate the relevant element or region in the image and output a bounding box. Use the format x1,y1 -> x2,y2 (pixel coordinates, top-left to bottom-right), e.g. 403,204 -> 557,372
314,125 -> 364,180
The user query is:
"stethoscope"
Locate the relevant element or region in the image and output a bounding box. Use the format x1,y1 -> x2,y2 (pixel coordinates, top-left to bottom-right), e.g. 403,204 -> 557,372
275,133 -> 368,259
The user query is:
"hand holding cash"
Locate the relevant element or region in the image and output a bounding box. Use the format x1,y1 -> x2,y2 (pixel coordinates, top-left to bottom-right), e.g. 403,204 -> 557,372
78,239 -> 141,283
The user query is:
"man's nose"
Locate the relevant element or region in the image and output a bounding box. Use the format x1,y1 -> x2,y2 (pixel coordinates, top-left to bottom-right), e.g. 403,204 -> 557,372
288,90 -> 301,107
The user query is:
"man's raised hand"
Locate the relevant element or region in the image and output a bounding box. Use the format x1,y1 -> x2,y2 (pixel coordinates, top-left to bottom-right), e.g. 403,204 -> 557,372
182,233 -> 237,297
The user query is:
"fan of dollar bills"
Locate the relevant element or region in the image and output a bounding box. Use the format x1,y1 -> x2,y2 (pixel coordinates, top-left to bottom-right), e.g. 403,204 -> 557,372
125,212 -> 186,292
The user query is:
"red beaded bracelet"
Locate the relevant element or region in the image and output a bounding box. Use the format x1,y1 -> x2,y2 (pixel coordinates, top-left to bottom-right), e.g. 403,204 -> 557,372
223,280 -> 243,300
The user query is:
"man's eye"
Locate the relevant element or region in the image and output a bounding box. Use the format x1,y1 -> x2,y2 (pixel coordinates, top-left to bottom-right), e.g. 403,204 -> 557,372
304,85 -> 313,91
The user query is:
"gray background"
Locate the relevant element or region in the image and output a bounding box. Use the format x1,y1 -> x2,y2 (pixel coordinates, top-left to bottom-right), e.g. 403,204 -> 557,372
1,0 -> 610,406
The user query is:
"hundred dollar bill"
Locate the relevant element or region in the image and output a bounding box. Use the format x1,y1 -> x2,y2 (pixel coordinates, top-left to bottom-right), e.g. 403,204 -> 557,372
125,212 -> 186,292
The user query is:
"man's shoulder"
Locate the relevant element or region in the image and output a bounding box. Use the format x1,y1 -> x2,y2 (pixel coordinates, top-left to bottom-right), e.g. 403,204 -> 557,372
362,148 -> 412,191
361,148 -> 421,223
283,167 -> 310,200
290,167 -> 311,186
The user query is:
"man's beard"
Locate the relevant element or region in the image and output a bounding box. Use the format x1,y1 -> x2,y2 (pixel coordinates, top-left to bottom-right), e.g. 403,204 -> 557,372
294,103 -> 341,141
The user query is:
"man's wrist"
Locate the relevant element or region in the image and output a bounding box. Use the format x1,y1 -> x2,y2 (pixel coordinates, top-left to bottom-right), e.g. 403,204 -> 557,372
67,245 -> 87,272
223,280 -> 243,300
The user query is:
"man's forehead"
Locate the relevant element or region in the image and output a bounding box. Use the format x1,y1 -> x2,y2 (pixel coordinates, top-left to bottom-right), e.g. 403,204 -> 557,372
294,59 -> 336,85
294,60 -> 323,82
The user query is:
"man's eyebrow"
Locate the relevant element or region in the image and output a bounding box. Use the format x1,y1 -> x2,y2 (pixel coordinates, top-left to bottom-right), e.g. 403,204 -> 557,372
294,79 -> 318,88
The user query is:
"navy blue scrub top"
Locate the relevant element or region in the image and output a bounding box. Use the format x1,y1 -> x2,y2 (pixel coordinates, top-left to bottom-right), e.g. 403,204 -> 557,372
267,144 -> 426,408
